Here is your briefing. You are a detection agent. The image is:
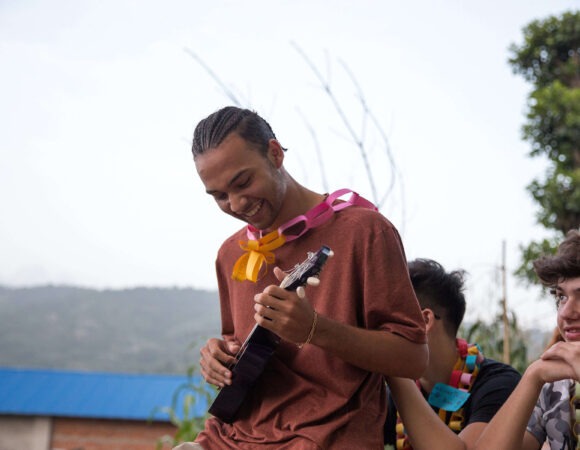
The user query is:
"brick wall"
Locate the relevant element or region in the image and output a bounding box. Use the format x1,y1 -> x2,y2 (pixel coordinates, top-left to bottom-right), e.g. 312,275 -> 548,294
51,417 -> 178,450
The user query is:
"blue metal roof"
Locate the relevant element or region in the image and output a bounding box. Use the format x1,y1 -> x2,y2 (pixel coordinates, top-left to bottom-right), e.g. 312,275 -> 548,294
0,367 -> 211,421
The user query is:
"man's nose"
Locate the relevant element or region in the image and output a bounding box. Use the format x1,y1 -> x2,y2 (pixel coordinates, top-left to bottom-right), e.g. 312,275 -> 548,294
560,295 -> 580,319
229,193 -> 247,213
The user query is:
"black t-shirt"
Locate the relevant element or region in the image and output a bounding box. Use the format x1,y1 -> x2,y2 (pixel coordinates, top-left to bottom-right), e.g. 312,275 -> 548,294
384,358 -> 522,445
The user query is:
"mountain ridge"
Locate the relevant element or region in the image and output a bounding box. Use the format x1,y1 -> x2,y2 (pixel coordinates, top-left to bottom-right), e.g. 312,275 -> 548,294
0,284 -> 221,374
0,284 -> 552,375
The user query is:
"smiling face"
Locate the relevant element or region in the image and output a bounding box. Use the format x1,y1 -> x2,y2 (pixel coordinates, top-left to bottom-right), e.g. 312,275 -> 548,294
555,277 -> 580,342
195,132 -> 287,231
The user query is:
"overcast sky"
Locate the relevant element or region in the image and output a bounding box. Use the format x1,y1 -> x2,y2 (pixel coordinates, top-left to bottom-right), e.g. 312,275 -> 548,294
1,0 -> 578,332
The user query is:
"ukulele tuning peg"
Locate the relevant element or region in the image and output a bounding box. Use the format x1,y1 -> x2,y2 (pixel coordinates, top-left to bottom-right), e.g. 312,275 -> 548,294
307,277 -> 320,287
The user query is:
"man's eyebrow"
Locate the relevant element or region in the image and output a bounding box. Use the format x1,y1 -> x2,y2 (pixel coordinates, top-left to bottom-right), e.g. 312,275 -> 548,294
552,285 -> 580,293
205,169 -> 249,196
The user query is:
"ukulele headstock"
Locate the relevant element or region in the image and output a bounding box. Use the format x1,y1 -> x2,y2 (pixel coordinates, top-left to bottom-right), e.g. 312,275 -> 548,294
280,246 -> 333,291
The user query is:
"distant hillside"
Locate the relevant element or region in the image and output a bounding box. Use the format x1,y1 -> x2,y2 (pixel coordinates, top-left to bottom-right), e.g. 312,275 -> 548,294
0,285 -> 220,374
0,285 -> 554,376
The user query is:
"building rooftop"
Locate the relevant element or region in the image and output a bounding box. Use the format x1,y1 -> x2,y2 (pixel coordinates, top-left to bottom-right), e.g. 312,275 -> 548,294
0,367 -> 210,421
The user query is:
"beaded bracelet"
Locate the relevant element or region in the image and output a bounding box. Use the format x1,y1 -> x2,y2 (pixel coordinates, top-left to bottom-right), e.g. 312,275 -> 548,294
297,311 -> 318,349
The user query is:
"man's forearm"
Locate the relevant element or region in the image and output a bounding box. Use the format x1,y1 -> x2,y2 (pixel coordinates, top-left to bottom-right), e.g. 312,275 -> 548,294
311,315 -> 428,378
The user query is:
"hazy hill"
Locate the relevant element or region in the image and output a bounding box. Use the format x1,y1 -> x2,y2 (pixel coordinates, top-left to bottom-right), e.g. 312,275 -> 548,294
0,285 -> 220,374
0,285 -> 553,375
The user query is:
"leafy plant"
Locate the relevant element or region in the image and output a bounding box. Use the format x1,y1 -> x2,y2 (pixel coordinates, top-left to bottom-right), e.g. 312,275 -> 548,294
461,311 -> 528,374
152,365 -> 217,449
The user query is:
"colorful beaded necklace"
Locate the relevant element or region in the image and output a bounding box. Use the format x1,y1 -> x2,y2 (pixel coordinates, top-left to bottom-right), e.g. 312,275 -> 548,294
395,338 -> 484,450
231,188 -> 376,282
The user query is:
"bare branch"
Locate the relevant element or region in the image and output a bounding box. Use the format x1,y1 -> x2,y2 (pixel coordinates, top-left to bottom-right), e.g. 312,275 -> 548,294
296,107 -> 329,193
184,48 -> 242,107
338,59 -> 399,207
291,42 -> 379,205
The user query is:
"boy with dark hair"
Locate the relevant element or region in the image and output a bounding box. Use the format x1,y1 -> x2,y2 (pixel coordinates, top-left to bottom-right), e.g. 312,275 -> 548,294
384,258 -> 521,450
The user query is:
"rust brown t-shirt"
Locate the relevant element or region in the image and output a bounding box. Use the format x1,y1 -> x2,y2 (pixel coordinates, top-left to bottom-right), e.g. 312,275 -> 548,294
196,205 -> 426,449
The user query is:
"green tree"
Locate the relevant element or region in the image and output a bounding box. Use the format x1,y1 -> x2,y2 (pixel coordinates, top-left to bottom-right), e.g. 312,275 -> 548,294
460,311 -> 528,374
509,11 -> 580,283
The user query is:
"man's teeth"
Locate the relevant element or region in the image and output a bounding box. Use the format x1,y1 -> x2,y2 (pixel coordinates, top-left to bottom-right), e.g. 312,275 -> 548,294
245,201 -> 262,217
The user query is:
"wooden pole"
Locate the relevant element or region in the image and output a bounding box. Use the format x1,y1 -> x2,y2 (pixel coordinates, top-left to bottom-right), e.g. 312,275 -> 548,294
501,240 -> 510,364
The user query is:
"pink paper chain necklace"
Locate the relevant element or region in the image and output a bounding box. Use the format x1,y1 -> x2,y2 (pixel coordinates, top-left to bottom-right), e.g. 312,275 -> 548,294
232,188 -> 376,282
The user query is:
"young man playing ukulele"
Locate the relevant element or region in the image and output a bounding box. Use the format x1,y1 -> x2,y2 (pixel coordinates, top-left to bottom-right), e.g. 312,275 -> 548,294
175,106 -> 427,449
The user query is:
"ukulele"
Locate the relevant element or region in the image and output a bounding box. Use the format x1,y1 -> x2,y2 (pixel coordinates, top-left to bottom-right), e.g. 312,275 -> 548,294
208,245 -> 333,423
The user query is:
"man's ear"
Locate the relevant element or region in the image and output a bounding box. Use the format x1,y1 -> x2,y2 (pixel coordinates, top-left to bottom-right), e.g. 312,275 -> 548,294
267,139 -> 284,168
422,308 -> 438,332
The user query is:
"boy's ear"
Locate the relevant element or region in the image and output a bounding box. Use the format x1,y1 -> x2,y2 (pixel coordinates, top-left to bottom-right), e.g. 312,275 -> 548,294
422,308 -> 438,332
